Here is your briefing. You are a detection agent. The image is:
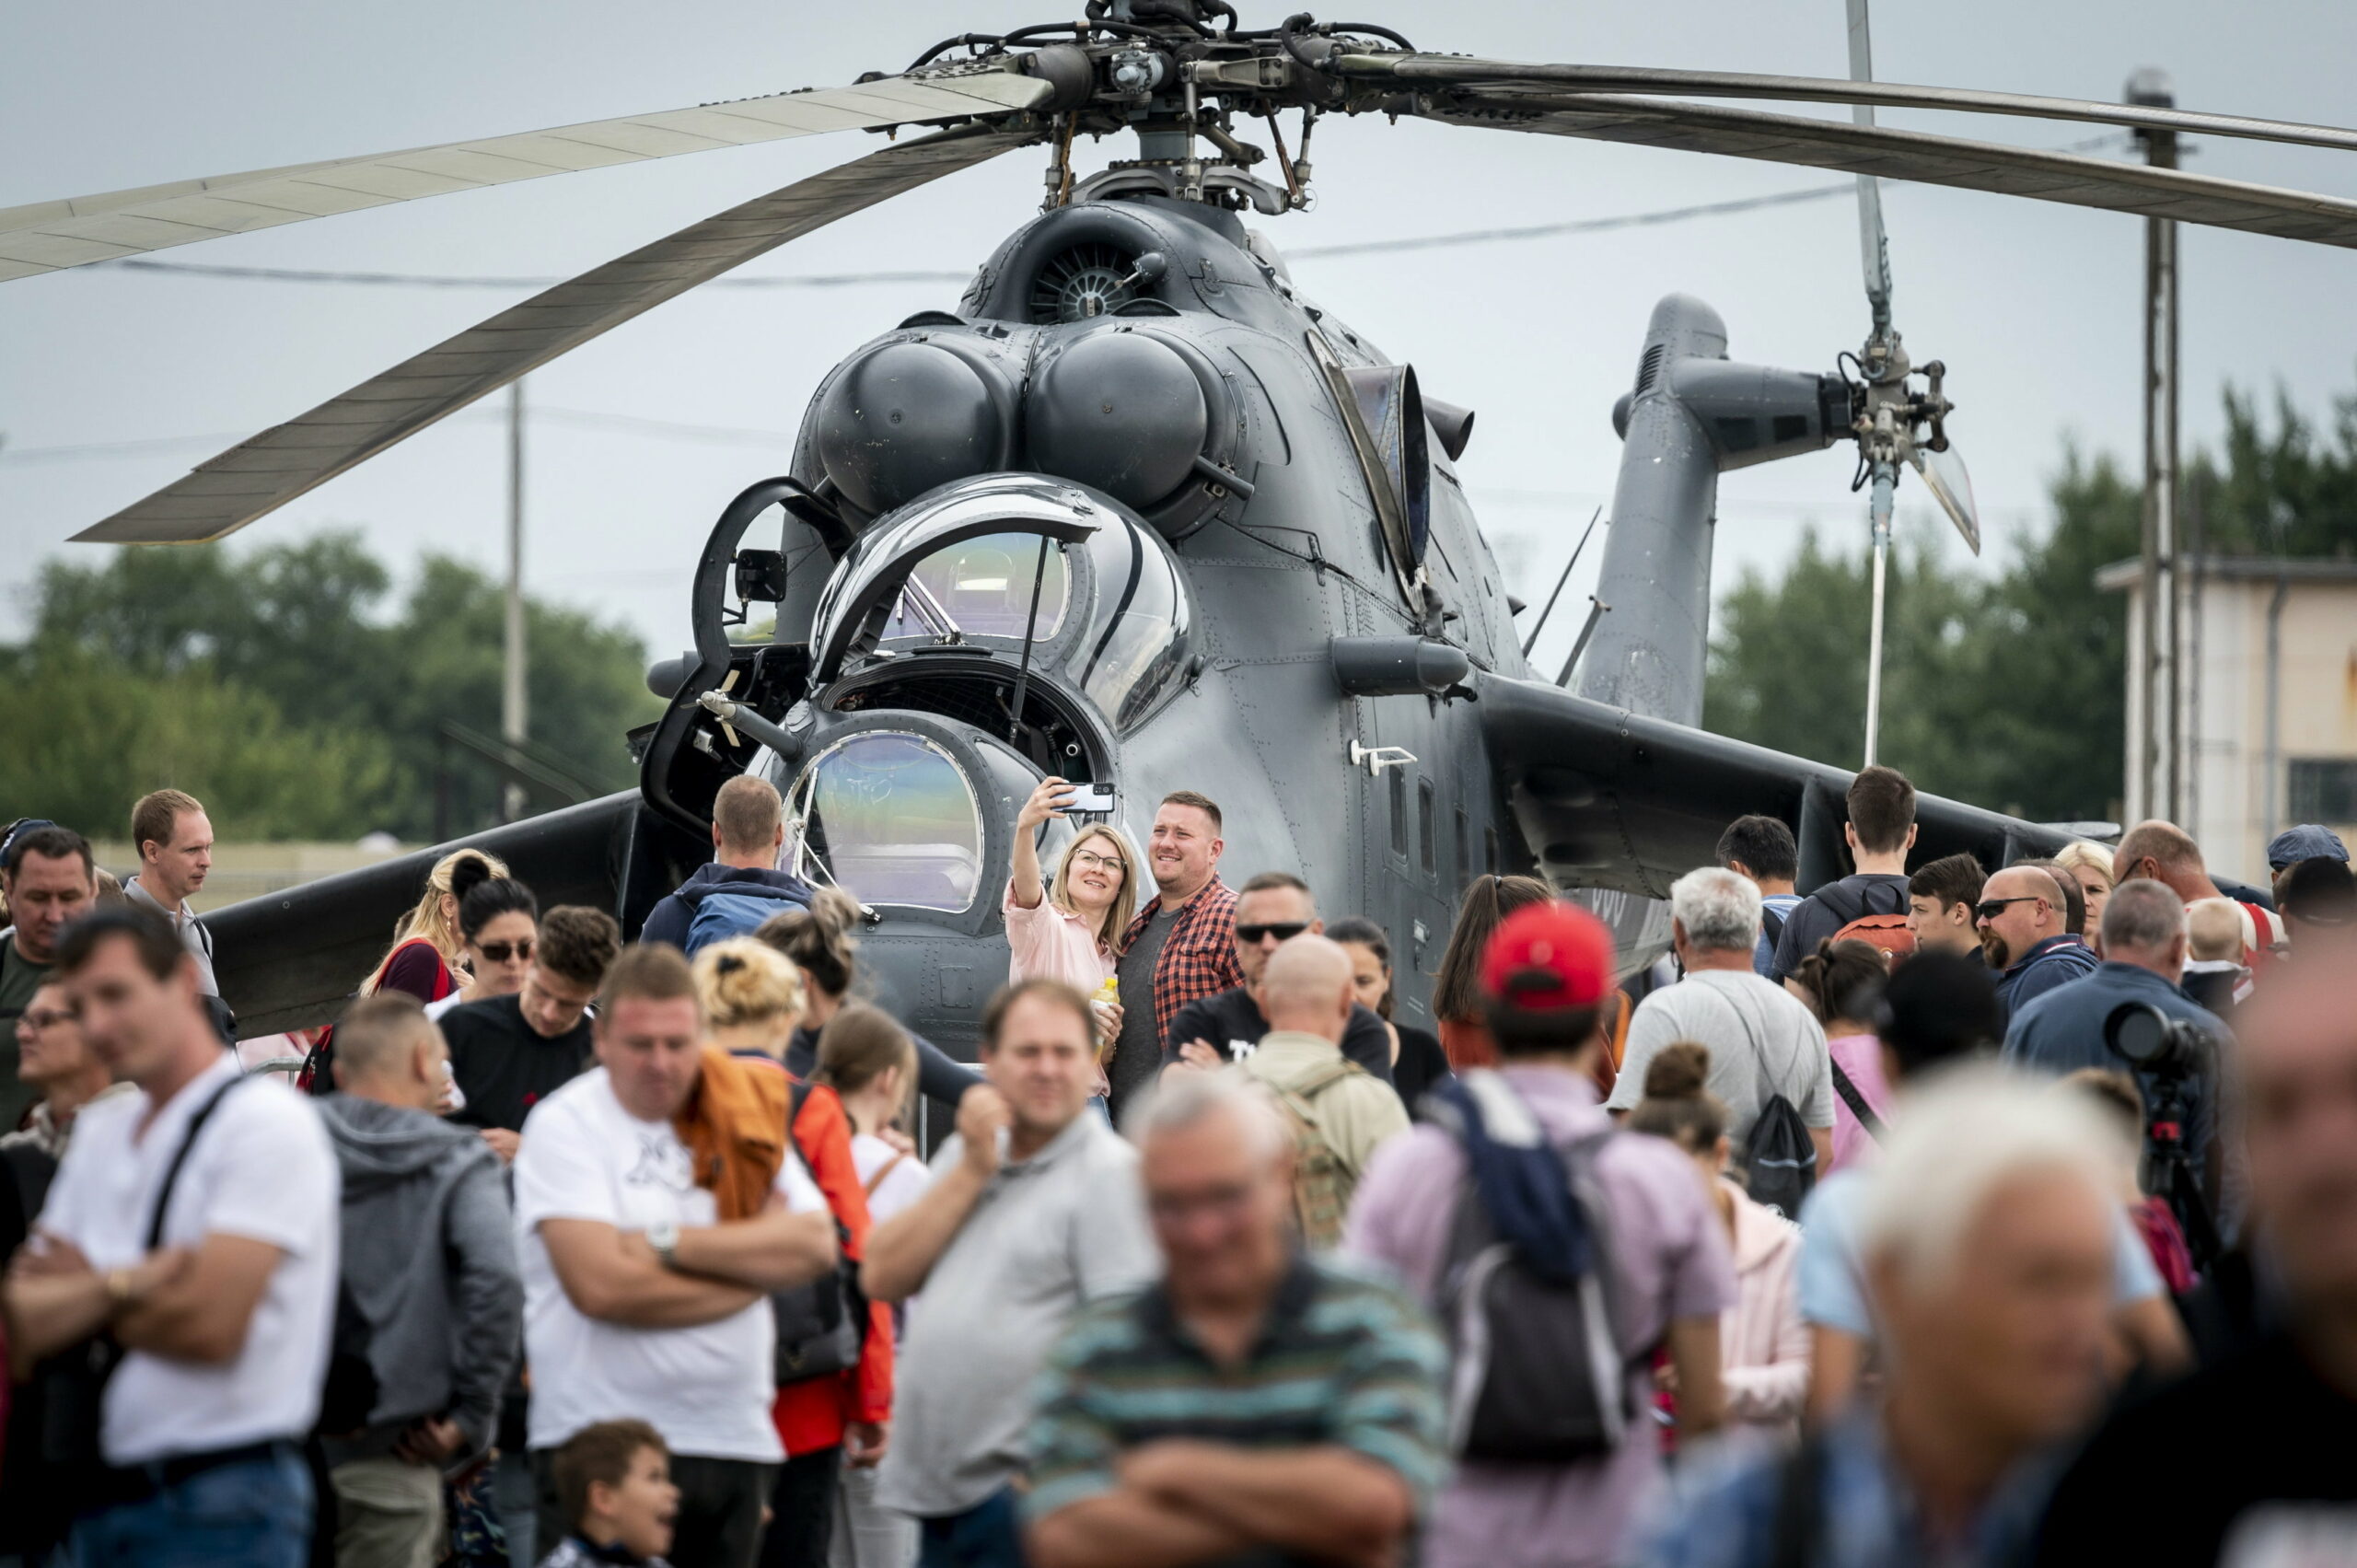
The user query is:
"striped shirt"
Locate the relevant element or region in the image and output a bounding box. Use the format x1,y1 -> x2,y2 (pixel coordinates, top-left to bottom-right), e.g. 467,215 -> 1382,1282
1023,1254 -> 1449,1538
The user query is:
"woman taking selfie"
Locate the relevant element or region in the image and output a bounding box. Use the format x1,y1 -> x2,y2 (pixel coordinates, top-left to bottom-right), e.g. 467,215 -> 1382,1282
1004,777 -> 1138,1051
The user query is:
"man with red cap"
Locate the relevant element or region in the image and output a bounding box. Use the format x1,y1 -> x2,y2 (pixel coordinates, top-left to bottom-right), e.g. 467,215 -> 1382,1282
1343,900 -> 1736,1568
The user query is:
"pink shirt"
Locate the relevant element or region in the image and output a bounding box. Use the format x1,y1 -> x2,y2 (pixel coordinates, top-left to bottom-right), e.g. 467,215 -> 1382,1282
1717,1179 -> 1808,1434
1003,881 -> 1116,992
1825,1033 -> 1890,1174
1343,1067 -> 1736,1568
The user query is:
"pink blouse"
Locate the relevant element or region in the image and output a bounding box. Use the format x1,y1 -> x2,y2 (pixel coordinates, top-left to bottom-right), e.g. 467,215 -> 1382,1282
1825,1032 -> 1892,1174
1718,1179 -> 1809,1434
1003,881 -> 1117,992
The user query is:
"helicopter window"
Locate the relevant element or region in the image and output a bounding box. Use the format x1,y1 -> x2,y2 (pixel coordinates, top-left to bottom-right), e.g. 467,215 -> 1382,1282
789,731 -> 981,913
1074,517 -> 1193,730
1454,806 -> 1469,890
1387,769 -> 1409,859
881,532 -> 1070,642
1419,779 -> 1437,878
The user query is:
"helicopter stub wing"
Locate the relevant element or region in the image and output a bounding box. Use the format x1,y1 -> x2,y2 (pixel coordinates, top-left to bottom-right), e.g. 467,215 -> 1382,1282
1475,670 -> 2073,900
200,790 -> 647,1039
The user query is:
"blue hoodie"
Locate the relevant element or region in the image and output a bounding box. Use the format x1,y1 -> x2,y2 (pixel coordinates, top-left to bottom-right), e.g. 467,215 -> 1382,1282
638,862 -> 814,952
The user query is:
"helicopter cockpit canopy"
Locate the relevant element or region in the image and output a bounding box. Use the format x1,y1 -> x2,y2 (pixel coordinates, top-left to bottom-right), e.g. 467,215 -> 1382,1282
808,472 -> 1197,734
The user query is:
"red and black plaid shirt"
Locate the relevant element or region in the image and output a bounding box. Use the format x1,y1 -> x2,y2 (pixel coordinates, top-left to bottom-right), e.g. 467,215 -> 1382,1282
1122,878 -> 1245,1047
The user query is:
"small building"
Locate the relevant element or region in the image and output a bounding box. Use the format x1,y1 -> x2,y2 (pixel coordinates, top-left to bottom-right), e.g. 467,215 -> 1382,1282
2097,555 -> 2357,881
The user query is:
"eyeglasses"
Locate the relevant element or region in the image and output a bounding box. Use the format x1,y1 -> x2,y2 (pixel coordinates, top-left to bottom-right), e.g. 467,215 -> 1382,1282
17,1009 -> 72,1031
478,939 -> 534,963
1067,851 -> 1124,875
1973,897 -> 2042,923
1236,922 -> 1311,945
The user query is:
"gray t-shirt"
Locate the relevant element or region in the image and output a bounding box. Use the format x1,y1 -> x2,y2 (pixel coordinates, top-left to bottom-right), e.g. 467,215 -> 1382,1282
877,1112 -> 1157,1517
1608,969 -> 1834,1142
1108,907 -> 1178,1116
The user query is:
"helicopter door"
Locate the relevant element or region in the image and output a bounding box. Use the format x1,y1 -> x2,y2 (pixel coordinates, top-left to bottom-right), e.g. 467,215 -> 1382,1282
1353,696 -> 1455,1029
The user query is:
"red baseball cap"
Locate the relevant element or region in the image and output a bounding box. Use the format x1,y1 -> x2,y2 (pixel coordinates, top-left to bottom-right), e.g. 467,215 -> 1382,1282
1480,900 -> 1615,1011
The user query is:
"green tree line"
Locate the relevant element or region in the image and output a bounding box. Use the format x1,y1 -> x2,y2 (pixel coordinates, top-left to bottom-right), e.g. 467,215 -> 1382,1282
0,533 -> 662,842
1702,382 -> 2357,822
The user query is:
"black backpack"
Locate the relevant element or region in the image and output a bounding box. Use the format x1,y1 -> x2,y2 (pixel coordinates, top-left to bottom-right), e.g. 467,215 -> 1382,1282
1741,1095 -> 1818,1221
1435,1121 -> 1634,1463
772,1082 -> 870,1386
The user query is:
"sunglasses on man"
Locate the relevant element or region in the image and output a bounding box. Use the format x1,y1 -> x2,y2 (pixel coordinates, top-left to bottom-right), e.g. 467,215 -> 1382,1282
1235,922 -> 1311,945
1973,896 -> 2043,923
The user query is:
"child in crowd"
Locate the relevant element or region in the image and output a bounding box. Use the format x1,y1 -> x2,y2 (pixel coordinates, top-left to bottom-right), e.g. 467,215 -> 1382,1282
538,1420 -> 680,1568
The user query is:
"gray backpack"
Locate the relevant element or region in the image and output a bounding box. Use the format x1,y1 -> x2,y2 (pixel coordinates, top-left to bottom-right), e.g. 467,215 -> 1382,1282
1435,1126 -> 1634,1463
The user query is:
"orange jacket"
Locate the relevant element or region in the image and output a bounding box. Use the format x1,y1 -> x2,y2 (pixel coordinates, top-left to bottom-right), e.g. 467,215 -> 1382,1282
673,1045 -> 791,1221
770,1075 -> 895,1453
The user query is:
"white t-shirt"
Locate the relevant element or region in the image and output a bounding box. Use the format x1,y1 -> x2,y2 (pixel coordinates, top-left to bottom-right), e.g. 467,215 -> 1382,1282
36,1053 -> 338,1465
852,1132 -> 931,1225
1609,969 -> 1836,1143
513,1066 -> 824,1460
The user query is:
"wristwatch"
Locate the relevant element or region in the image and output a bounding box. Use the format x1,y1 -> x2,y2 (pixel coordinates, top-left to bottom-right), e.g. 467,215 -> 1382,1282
646,1217 -> 680,1272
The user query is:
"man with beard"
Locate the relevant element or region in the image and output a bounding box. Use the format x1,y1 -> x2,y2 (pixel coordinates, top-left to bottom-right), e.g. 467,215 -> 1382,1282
1976,865 -> 2097,1023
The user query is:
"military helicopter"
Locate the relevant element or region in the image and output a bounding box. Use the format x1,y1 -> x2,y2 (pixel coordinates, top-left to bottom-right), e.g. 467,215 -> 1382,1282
15,2 -> 2357,1049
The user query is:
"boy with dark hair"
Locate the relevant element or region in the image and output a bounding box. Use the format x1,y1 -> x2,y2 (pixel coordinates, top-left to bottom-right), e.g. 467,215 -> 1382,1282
445,905 -> 623,1156
1771,766 -> 1919,981
1905,852 -> 1986,957
540,1420 -> 681,1568
1716,815 -> 1801,978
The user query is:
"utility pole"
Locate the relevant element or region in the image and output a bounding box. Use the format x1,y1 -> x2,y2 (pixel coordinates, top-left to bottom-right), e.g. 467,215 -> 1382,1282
2129,67 -> 2182,824
503,378 -> 528,824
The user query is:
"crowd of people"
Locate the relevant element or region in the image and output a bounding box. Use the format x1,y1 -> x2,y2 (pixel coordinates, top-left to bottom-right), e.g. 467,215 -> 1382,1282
1,766 -> 2355,1568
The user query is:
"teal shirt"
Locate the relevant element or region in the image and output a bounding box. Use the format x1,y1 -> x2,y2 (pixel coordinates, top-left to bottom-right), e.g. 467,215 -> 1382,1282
1024,1254 -> 1449,1537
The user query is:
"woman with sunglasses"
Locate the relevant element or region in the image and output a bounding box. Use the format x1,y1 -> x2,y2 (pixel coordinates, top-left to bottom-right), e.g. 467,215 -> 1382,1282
425,877 -> 540,1021
1004,777 -> 1139,1063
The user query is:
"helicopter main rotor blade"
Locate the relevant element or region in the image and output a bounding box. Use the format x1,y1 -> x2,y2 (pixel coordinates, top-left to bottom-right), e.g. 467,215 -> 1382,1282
1846,0 -> 1894,338
1342,54 -> 2357,157
0,63 -> 1051,283
1411,89 -> 2357,250
72,123 -> 1036,545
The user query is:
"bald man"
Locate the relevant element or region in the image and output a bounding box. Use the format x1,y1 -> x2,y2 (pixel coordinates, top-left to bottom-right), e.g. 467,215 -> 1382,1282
1976,865 -> 2098,1021
2115,819 -> 2286,967
1223,935 -> 1410,1247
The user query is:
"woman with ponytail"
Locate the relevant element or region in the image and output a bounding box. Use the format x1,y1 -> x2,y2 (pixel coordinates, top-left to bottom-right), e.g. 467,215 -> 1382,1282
757,889 -> 983,1112
1783,938 -> 1893,1173
1629,1041 -> 1808,1435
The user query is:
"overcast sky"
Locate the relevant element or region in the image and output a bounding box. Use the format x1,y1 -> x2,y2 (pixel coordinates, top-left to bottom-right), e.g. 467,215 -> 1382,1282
5,0 -> 2353,683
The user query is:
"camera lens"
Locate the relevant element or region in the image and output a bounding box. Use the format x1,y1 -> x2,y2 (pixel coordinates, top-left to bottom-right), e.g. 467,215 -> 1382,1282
2105,1001 -> 2171,1068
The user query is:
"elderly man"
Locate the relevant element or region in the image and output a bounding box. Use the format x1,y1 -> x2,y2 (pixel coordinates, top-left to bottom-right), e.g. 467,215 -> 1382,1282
1163,873 -> 1394,1085
1225,935 -> 1410,1247
513,944 -> 837,1568
866,979 -> 1157,1568
2004,879 -> 2224,1203
1639,1069 -> 2126,1567
1977,864 -> 2097,1021
2034,943 -> 2357,1564
1609,866 -> 1833,1167
1,824 -> 100,1127
1026,1072 -> 1446,1568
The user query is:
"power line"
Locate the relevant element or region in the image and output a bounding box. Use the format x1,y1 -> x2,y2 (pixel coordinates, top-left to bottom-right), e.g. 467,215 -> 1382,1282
87,135 -> 2130,289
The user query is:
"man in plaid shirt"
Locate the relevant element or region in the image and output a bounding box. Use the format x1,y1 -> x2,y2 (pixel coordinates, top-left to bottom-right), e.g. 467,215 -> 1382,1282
1107,791 -> 1242,1117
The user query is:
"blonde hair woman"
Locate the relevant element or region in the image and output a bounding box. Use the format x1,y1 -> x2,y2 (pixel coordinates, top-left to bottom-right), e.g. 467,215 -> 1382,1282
2055,841 -> 2119,937
1005,777 -> 1139,1034
361,846 -> 508,1004
691,936 -> 807,1062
